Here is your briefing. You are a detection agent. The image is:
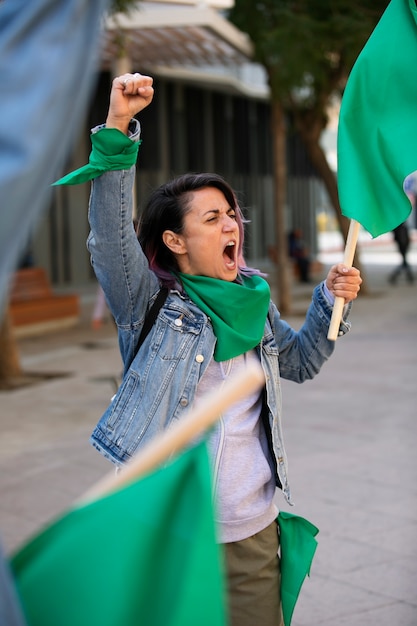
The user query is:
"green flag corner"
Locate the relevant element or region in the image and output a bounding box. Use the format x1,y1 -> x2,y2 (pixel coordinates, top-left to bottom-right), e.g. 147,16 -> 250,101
10,442 -> 227,626
278,511 -> 319,626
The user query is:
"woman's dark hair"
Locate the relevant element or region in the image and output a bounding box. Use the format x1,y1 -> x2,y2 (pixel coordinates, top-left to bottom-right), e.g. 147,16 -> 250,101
138,173 -> 261,287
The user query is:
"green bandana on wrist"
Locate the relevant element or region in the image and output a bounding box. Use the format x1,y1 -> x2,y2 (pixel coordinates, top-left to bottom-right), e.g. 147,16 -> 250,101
52,127 -> 140,186
178,273 -> 270,362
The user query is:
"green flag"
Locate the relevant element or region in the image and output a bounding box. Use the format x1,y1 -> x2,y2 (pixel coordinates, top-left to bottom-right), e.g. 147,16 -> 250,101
277,512 -> 319,626
10,443 -> 227,626
337,0 -> 417,237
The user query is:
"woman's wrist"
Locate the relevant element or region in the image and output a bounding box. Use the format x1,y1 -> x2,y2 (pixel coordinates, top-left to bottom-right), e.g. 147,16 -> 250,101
105,115 -> 130,135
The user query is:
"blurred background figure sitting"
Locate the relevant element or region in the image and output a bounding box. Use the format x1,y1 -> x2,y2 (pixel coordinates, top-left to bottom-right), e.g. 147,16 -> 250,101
288,228 -> 311,283
389,222 -> 414,285
91,284 -> 109,330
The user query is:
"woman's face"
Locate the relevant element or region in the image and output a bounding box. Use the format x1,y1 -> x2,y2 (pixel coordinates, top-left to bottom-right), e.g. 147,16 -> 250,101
164,187 -> 240,281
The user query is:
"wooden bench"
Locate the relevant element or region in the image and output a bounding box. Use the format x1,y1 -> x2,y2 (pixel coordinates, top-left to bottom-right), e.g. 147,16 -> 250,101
8,267 -> 80,338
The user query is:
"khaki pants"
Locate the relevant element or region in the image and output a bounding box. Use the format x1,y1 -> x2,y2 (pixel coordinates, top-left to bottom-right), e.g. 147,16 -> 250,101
223,521 -> 284,626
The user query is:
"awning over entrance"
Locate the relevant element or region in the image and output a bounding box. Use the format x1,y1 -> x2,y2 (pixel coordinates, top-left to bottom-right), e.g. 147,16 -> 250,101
101,1 -> 253,71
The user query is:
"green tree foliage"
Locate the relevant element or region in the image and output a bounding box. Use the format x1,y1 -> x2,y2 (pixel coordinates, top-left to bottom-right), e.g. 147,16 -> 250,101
109,0 -> 138,14
229,1 -> 388,104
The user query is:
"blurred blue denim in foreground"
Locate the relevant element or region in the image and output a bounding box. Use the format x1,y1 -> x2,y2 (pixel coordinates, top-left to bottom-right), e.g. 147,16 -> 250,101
0,0 -> 109,623
0,0 -> 109,315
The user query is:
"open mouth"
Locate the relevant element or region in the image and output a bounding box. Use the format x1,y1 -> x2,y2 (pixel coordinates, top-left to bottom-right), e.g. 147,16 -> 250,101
223,240 -> 237,268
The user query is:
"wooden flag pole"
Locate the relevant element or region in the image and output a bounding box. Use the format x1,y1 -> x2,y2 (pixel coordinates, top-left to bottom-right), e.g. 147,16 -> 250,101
78,360 -> 265,506
327,219 -> 360,341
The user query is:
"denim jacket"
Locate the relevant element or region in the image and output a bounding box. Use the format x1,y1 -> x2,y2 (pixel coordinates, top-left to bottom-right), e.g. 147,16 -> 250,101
87,127 -> 351,505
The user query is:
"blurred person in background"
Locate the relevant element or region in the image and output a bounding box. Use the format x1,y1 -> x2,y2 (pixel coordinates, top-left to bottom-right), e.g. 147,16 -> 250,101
389,222 -> 414,285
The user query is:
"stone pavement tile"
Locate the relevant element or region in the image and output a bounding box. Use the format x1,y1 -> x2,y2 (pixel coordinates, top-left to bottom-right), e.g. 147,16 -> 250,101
1,445 -> 108,554
310,533 -> 402,576
332,601 -> 417,626
290,574 -> 392,626
352,520 -> 417,560
333,558 -> 417,607
328,506 -> 417,546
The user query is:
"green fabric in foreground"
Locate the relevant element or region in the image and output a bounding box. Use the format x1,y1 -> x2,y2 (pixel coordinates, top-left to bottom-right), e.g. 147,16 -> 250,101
337,0 -> 417,237
11,443 -> 227,626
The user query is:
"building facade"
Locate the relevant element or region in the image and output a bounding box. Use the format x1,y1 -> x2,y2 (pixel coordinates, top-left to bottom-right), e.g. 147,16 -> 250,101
31,1 -> 319,290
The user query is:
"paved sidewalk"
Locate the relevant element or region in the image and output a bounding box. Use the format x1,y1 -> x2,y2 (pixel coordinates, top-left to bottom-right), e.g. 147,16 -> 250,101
0,234 -> 416,625
278,235 -> 417,626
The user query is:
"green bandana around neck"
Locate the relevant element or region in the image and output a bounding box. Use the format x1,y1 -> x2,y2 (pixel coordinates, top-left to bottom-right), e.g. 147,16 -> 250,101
52,127 -> 140,186
178,273 -> 270,362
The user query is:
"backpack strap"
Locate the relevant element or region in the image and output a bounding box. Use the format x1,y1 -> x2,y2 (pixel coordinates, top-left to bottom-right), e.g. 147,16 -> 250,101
134,287 -> 169,358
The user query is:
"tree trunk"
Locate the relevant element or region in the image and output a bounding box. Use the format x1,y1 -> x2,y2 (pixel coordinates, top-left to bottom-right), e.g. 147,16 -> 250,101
0,307 -> 22,387
271,100 -> 292,315
295,118 -> 368,293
